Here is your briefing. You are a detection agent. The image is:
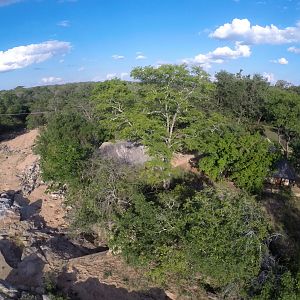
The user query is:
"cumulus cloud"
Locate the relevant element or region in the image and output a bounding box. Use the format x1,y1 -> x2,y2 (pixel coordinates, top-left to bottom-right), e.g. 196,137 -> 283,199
183,42 -> 251,68
106,73 -> 117,79
0,0 -> 21,6
136,54 -> 147,60
120,72 -> 129,79
77,66 -> 85,71
57,20 -> 70,27
288,46 -> 300,54
112,54 -> 125,60
278,57 -> 288,64
106,72 -> 130,80
210,18 -> 300,44
263,72 -> 275,84
0,40 -> 71,72
270,57 -> 289,65
41,77 -> 63,84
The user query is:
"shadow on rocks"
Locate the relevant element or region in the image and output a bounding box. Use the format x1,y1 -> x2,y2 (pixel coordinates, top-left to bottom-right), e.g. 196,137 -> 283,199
0,239 -> 22,268
6,253 -> 46,293
57,267 -> 170,300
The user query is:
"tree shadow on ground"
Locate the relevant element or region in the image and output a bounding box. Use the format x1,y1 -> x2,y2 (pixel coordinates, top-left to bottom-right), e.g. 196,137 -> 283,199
0,128 -> 27,143
262,190 -> 300,263
2,190 -> 108,264
6,253 -> 46,290
57,267 -> 170,300
0,239 -> 22,268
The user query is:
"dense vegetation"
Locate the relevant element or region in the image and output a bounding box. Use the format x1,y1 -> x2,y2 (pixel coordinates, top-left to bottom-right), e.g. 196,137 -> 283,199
1,65 -> 300,299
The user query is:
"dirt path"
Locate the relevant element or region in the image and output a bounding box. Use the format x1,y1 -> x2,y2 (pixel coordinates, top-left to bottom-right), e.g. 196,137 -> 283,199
0,130 -> 67,229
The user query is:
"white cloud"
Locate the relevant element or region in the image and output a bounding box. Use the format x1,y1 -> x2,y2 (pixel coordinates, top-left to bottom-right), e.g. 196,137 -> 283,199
278,57 -> 289,64
106,73 -> 117,79
92,75 -> 102,82
59,59 -> 65,63
263,72 -> 275,84
112,54 -> 125,60
136,54 -> 147,60
0,40 -> 71,72
120,72 -> 129,79
57,20 -> 70,27
106,72 -> 130,80
41,77 -> 63,84
183,42 -> 251,68
78,66 -> 85,71
210,18 -> 300,44
270,57 -> 289,64
288,46 -> 300,54
0,0 -> 21,6
154,60 -> 170,68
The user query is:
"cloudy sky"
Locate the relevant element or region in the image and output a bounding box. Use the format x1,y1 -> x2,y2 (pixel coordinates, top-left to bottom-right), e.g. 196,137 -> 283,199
0,0 -> 300,89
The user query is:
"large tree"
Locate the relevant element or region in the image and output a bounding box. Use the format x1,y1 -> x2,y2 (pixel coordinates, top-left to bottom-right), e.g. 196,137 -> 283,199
215,70 -> 269,123
188,124 -> 277,192
92,65 -> 213,185
93,65 -> 213,153
266,88 -> 300,157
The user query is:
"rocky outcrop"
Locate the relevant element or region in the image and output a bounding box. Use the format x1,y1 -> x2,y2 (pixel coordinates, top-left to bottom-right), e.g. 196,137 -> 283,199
0,192 -> 21,232
0,190 -> 105,299
99,141 -> 150,166
19,162 -> 41,196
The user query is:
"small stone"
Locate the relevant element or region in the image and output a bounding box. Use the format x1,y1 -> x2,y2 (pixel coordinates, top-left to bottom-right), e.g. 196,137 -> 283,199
0,280 -> 19,298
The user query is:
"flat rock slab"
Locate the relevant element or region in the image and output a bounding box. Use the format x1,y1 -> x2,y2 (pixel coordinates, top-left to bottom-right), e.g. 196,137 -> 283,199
0,252 -> 12,280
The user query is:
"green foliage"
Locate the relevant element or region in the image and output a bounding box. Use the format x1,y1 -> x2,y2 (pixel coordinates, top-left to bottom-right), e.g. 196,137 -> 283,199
35,112 -> 106,184
93,66 -> 212,154
266,87 -> 300,155
0,82 -> 97,136
69,157 -> 141,229
194,126 -> 278,192
44,273 -> 69,300
92,65 -> 213,185
215,70 -> 269,123
253,270 -> 300,300
111,187 -> 269,292
0,90 -> 29,133
278,271 -> 300,300
291,138 -> 300,172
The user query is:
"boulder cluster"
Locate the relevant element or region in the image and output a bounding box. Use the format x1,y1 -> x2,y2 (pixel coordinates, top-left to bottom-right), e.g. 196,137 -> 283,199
0,191 -> 103,300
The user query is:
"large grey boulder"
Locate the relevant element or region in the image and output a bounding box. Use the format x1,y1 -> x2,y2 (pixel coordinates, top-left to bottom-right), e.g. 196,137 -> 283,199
99,141 -> 150,166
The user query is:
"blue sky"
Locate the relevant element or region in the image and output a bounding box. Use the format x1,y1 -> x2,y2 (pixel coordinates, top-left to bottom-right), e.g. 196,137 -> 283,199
0,0 -> 300,89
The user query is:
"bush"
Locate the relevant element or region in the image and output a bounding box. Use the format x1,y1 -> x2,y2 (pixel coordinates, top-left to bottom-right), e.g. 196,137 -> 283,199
110,186 -> 269,293
35,112 -> 106,184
